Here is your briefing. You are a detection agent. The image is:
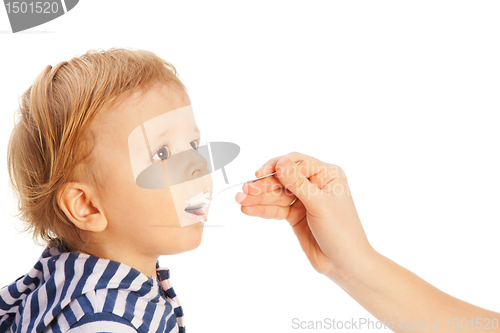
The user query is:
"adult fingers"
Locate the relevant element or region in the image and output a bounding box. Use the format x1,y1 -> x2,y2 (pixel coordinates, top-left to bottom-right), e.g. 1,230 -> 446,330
240,197 -> 306,221
236,185 -> 296,207
255,151 -> 326,180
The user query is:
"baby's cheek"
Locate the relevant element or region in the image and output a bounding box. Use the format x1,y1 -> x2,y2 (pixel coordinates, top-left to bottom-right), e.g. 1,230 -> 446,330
141,190 -> 180,227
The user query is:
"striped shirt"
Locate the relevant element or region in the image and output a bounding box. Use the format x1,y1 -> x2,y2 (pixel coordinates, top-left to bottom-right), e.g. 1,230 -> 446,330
0,243 -> 186,333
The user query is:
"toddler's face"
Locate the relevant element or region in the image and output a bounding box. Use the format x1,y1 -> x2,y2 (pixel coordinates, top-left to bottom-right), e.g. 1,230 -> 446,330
91,83 -> 212,256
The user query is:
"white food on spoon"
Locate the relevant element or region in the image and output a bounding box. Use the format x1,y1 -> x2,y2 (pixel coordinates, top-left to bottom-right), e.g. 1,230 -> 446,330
185,191 -> 210,210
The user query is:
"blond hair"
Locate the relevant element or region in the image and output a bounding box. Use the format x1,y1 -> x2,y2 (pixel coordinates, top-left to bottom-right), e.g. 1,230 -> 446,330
6,47 -> 188,252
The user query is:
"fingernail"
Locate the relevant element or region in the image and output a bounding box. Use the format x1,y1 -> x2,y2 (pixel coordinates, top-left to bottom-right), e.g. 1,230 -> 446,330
235,192 -> 247,204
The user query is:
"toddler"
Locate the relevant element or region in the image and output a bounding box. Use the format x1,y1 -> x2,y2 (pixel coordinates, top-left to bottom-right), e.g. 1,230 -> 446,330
0,47 -> 212,333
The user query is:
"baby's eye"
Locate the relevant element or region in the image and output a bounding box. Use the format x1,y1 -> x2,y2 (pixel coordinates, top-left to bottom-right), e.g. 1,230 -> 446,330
152,145 -> 170,161
151,140 -> 199,161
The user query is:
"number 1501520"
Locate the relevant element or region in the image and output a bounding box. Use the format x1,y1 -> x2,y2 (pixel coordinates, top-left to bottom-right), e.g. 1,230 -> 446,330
5,2 -> 59,14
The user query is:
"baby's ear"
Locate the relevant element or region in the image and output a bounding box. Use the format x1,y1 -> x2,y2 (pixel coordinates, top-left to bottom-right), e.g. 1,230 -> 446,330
57,183 -> 107,232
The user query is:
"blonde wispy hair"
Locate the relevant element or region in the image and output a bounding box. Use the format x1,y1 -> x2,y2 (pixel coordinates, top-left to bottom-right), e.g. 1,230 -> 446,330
6,47 -> 188,252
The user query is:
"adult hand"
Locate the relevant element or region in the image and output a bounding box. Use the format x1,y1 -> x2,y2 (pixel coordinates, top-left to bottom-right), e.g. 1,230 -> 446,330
234,152 -> 375,280
235,152 -> 500,333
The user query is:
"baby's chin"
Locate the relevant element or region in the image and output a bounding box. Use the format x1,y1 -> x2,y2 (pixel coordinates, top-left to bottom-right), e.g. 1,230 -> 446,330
183,223 -> 205,248
161,224 -> 204,255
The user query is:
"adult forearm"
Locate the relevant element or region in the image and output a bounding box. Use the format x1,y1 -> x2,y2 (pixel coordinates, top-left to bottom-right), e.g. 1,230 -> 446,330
327,249 -> 500,332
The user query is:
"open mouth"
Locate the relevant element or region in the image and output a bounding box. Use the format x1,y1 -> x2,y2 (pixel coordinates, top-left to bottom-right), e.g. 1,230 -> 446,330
184,190 -> 210,220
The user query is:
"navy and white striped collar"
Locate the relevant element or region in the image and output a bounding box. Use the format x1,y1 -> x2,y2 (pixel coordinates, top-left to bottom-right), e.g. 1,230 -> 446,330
0,242 -> 184,333
40,242 -> 171,293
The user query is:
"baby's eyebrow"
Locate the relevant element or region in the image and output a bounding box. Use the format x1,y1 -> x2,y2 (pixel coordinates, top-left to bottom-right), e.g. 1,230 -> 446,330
151,126 -> 200,142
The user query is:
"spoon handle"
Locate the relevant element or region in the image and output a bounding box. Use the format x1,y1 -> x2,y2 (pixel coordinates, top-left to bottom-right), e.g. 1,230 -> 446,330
209,159 -> 304,202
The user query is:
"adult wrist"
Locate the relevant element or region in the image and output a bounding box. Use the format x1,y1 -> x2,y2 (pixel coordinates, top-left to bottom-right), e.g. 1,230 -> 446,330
325,245 -> 382,294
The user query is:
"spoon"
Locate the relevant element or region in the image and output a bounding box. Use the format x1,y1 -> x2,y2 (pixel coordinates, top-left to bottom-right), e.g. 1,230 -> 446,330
209,159 -> 304,202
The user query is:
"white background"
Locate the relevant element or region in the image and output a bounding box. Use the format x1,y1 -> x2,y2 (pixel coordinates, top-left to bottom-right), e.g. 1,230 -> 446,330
1,1 -> 499,332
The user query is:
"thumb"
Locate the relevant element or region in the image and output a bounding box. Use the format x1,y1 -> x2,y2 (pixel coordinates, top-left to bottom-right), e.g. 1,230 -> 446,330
275,157 -> 324,208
